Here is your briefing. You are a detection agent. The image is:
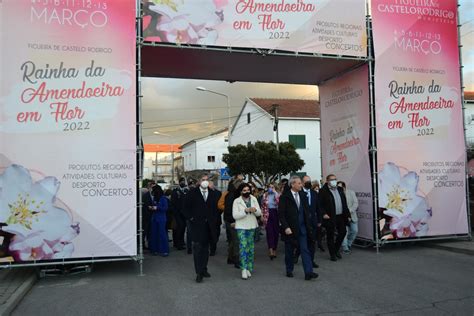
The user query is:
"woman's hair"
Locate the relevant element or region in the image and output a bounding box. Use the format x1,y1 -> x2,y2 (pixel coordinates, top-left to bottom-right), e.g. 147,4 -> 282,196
237,183 -> 252,196
152,185 -> 164,200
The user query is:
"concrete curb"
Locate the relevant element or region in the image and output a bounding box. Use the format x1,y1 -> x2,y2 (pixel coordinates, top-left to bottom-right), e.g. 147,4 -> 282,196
0,271 -> 37,316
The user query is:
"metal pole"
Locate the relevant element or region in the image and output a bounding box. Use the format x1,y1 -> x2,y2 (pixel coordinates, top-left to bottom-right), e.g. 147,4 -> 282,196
457,0 -> 472,239
227,96 -> 231,140
272,104 -> 281,181
136,0 -> 145,276
155,151 -> 158,179
171,151 -> 175,185
366,1 -> 381,253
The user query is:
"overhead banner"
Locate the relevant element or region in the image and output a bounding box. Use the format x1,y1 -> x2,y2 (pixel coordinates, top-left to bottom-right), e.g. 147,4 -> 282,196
142,0 -> 367,57
372,0 -> 468,240
0,0 -> 137,263
320,65 -> 373,240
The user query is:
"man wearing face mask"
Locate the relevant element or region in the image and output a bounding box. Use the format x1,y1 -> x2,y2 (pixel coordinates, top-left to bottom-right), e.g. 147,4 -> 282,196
183,174 -> 220,283
170,177 -> 189,250
319,174 -> 350,261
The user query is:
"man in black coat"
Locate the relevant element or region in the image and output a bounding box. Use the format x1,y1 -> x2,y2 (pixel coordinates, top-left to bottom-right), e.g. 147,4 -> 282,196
183,174 -> 220,283
319,174 -> 350,261
170,177 -> 189,250
278,176 -> 318,281
302,175 -> 321,268
141,180 -> 155,248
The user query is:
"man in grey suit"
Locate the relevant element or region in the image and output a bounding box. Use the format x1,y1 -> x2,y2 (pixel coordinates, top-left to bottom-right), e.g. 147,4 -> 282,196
338,181 -> 359,254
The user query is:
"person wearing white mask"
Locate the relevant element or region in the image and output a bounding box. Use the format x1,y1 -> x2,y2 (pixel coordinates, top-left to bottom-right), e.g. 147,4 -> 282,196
183,174 -> 220,283
319,174 -> 350,262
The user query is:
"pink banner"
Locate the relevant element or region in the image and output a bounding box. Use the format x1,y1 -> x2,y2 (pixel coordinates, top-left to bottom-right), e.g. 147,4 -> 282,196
372,0 -> 468,240
0,0 -> 137,263
142,0 -> 367,57
320,65 -> 373,240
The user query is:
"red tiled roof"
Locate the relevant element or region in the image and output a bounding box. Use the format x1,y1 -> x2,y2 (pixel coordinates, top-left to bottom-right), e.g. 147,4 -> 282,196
465,91 -> 474,101
144,144 -> 182,153
250,98 -> 320,119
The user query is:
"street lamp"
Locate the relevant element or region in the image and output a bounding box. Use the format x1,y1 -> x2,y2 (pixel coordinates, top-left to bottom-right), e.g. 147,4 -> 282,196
196,86 -> 231,141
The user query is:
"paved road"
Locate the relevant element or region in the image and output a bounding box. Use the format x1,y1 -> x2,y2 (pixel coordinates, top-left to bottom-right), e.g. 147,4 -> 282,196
13,235 -> 474,316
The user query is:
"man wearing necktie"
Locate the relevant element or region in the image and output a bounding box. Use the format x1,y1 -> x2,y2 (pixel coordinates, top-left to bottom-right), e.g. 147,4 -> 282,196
183,174 -> 220,283
278,176 -> 318,281
301,175 -> 321,268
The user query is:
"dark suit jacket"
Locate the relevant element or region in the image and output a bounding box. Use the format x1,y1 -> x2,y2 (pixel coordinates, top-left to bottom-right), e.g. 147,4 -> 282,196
183,187 -> 220,243
278,190 -> 314,242
319,184 -> 350,227
170,187 -> 189,217
142,190 -> 154,220
302,189 -> 321,234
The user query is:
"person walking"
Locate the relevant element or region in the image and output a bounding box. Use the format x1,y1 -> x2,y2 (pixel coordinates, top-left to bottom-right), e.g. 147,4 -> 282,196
208,180 -> 222,256
184,174 -> 220,283
224,179 -> 242,268
170,177 -> 189,250
232,183 -> 262,280
261,183 -> 280,260
279,176 -> 318,281
150,185 -> 170,256
141,180 -> 156,249
338,181 -> 359,254
302,175 -> 321,268
319,174 -> 350,261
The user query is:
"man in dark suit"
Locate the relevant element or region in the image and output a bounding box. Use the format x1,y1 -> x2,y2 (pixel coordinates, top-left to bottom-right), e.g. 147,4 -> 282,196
319,174 -> 350,261
141,180 -> 155,248
183,174 -> 220,283
302,175 -> 321,268
170,177 -> 189,250
278,176 -> 318,281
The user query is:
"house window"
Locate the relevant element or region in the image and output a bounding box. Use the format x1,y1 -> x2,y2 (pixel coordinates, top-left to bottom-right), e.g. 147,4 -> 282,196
247,113 -> 251,124
289,135 -> 306,149
207,156 -> 216,163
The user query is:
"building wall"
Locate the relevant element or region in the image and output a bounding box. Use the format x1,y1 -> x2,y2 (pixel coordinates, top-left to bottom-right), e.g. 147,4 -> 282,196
465,102 -> 474,147
195,131 -> 228,170
229,101 -> 274,146
182,142 -> 197,172
182,131 -> 228,171
279,119 -> 322,182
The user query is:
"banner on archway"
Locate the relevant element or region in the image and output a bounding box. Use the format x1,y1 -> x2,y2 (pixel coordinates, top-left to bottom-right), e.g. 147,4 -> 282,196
0,0 -> 137,264
142,0 -> 367,57
320,65 -> 373,240
372,0 -> 468,240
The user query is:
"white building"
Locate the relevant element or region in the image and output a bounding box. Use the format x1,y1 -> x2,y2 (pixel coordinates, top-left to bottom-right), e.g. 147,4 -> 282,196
230,98 -> 321,182
465,91 -> 474,148
181,128 -> 228,172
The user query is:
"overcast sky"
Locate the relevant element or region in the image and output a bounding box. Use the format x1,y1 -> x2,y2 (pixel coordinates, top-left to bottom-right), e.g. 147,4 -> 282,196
142,79 -> 318,144
142,1 -> 473,146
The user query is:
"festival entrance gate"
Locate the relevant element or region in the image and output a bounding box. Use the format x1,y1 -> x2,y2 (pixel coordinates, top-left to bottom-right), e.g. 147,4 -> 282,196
0,0 -> 470,274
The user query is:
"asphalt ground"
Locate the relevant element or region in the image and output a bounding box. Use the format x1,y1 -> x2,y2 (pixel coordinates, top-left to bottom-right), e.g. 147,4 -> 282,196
13,233 -> 474,316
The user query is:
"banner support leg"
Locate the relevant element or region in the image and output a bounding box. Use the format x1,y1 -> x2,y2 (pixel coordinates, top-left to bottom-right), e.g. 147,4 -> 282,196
366,3 -> 381,253
457,1 -> 473,240
136,0 -> 145,276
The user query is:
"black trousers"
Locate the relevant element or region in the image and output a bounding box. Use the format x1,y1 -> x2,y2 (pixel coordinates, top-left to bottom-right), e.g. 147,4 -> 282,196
209,222 -> 221,254
193,226 -> 211,275
325,215 -> 347,257
173,212 -> 186,248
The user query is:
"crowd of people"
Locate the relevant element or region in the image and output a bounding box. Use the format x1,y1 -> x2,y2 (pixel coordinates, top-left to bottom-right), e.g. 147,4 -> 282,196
140,172 -> 359,283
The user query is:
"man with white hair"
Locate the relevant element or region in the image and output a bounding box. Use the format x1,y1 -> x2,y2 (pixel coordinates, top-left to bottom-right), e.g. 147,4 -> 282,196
278,176 -> 318,281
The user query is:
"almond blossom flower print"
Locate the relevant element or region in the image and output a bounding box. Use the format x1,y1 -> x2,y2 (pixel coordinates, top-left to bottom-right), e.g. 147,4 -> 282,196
0,165 -> 80,261
147,1 -> 224,45
378,162 -> 432,239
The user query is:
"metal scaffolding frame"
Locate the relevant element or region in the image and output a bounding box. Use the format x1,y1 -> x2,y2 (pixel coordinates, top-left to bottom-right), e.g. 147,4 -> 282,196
1,0 -> 471,272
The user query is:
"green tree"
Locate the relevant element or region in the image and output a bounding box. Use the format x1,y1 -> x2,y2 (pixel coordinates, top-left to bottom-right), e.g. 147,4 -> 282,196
222,141 -> 305,186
